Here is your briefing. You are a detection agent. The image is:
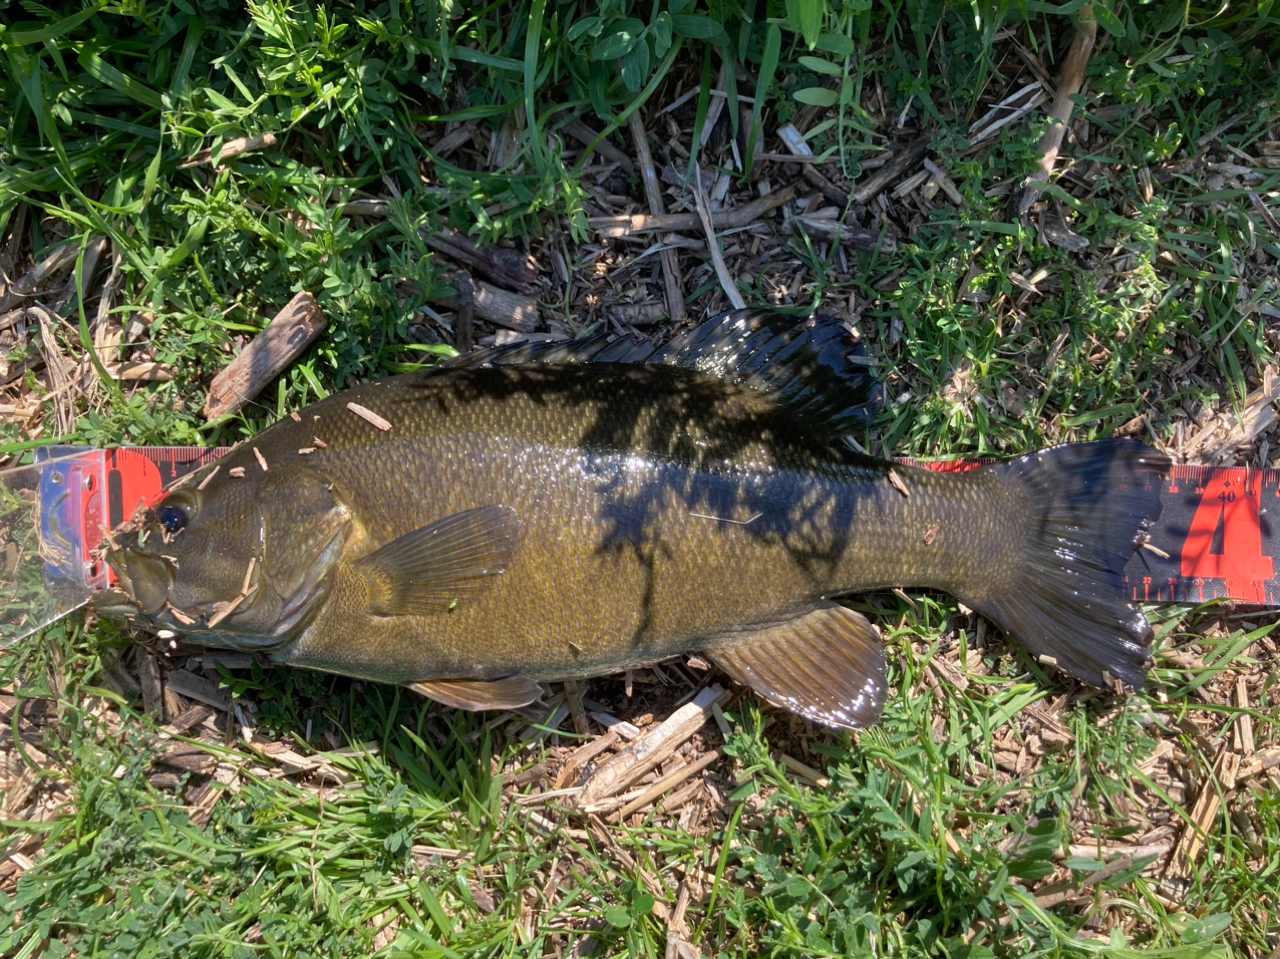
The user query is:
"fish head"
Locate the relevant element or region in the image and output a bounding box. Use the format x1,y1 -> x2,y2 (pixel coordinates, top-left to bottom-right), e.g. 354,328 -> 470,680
102,462 -> 352,648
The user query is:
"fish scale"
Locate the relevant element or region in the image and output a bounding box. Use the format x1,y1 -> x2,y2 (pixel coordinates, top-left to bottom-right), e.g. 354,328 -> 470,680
77,310 -> 1173,728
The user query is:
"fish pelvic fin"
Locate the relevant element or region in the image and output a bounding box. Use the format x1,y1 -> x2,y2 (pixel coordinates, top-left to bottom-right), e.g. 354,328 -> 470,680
354,505 -> 522,616
408,676 -> 544,711
967,439 -> 1171,689
709,602 -> 887,729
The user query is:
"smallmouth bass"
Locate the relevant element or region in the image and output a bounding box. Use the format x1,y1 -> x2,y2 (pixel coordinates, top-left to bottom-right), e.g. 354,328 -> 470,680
100,310 -> 1169,728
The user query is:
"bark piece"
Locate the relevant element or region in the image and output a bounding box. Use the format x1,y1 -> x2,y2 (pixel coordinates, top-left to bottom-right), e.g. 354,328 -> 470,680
791,215 -> 896,252
0,241 -> 80,313
204,291 -> 327,420
629,112 -> 687,323
437,272 -> 539,332
579,686 -> 725,807
853,136 -> 932,205
1010,8 -> 1097,217
610,748 -> 723,822
137,649 -> 164,717
1183,363 -> 1280,462
426,228 -> 537,293
164,668 -> 233,711
589,183 -> 798,237
560,118 -> 637,174
179,133 -> 278,169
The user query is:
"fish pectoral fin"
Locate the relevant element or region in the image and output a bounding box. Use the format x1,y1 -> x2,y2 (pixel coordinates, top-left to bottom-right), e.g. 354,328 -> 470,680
354,505 -> 523,616
709,603 -> 886,730
407,676 -> 544,711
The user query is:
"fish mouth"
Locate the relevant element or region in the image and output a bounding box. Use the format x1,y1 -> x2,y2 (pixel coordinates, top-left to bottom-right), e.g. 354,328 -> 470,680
90,586 -> 141,621
106,549 -> 174,617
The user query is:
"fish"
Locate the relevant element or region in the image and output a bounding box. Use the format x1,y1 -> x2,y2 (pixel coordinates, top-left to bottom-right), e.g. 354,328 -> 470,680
98,309 -> 1171,729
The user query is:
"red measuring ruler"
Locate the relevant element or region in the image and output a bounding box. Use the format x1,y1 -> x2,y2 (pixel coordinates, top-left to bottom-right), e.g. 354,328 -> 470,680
31,446 -> 1280,607
1131,464 -> 1276,605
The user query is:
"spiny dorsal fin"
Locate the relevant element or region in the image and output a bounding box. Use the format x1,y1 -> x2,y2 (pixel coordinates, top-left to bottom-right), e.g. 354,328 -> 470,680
449,309 -> 882,436
709,602 -> 887,729
354,505 -> 522,616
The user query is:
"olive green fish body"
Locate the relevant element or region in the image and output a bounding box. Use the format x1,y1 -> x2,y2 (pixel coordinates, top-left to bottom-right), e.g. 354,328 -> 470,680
104,313 -> 1169,728
184,367 -> 968,675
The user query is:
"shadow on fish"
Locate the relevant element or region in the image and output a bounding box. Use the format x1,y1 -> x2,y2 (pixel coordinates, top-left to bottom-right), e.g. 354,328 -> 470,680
97,309 -> 1170,729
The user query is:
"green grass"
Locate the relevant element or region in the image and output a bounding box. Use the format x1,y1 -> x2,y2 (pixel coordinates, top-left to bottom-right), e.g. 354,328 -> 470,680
3,1 -> 1280,957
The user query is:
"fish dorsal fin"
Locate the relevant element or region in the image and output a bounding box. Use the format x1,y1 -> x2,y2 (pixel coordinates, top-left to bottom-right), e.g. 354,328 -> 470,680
353,505 -> 522,616
709,603 -> 887,729
408,676 -> 544,711
449,308 -> 882,435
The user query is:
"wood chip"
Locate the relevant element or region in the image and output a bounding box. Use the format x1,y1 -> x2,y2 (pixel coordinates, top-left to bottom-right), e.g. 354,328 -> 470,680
252,447 -> 268,472
588,710 -> 641,740
437,270 -> 541,332
1234,676 -> 1255,755
191,761 -> 241,828
297,447 -> 316,455
1169,748 -> 1235,876
555,729 -> 620,790
205,585 -> 258,630
791,214 -> 894,252
967,81 -> 1048,144
579,686 -> 724,807
204,291 -> 327,419
610,749 -> 724,822
179,132 -> 278,169
136,649 -> 164,717
1011,11 -> 1097,216
346,402 -> 392,431
166,603 -> 195,625
0,241 -> 80,313
197,465 -> 220,490
664,881 -> 694,959
888,468 -> 910,497
589,183 -> 797,237
425,227 -> 537,293
853,135 -> 930,204
109,360 -> 176,382
158,741 -> 218,774
163,670 -> 233,711
563,680 -> 591,737
228,466 -> 246,478
922,158 -> 964,205
412,844 -> 473,864
162,703 -> 213,736
628,112 -> 687,323
1184,363 -> 1280,462
1237,745 -> 1280,780
776,751 -> 830,788
290,411 -> 302,422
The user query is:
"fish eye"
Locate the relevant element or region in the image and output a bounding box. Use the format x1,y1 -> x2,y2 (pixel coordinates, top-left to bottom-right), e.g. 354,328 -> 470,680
159,503 -> 188,533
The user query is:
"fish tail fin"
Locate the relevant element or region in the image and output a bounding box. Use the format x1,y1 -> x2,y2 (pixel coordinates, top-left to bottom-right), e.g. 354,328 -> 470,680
969,439 -> 1170,689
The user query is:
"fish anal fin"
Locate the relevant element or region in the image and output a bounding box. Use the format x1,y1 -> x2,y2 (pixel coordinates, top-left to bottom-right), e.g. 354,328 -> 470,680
354,505 -> 522,616
709,603 -> 886,730
408,676 -> 544,711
